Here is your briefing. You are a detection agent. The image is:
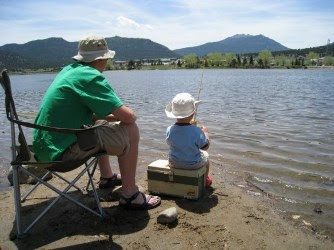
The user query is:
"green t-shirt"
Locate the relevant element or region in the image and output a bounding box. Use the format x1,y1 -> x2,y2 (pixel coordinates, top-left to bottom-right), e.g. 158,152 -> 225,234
32,62 -> 123,161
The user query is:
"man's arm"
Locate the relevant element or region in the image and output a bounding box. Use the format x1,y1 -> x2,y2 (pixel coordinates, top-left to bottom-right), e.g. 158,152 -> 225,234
111,105 -> 137,124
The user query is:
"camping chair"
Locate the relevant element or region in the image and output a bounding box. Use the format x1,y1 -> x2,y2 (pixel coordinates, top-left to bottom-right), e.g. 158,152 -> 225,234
0,69 -> 105,239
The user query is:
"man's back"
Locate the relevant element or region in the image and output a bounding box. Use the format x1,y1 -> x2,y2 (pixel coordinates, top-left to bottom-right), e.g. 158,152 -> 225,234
32,62 -> 122,161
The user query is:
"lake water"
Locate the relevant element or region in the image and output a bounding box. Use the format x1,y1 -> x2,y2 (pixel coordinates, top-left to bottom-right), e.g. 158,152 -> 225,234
0,69 -> 333,237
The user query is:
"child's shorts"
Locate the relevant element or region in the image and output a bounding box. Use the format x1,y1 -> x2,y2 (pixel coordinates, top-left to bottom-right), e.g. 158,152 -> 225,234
169,150 -> 209,170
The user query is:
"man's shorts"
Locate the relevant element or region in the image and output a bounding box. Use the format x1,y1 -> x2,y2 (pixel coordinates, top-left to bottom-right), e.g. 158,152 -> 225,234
61,120 -> 130,162
169,150 -> 209,170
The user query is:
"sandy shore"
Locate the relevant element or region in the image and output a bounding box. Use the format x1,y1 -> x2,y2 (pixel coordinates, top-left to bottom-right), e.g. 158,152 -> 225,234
0,150 -> 333,250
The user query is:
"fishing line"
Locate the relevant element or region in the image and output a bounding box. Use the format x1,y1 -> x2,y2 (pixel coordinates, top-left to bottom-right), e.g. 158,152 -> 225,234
193,68 -> 204,125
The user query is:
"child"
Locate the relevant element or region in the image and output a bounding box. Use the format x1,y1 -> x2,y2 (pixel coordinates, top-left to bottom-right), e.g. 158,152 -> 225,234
165,93 -> 212,188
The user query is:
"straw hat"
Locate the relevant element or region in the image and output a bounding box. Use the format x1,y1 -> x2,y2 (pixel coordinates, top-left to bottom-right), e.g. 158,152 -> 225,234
165,93 -> 200,119
72,35 -> 115,63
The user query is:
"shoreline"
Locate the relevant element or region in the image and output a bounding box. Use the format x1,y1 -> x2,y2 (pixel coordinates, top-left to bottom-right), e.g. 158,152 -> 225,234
0,150 -> 333,249
7,65 -> 334,75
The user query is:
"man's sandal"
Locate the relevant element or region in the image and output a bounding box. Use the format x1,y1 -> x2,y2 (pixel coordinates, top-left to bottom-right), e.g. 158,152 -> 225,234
98,173 -> 122,189
119,191 -> 161,210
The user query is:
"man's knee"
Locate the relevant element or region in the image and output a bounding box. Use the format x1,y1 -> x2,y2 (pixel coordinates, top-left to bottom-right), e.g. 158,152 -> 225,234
127,122 -> 140,143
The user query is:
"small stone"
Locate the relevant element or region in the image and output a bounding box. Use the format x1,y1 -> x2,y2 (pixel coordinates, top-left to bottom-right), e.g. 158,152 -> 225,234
157,207 -> 178,224
313,206 -> 323,214
292,215 -> 300,220
302,220 -> 312,227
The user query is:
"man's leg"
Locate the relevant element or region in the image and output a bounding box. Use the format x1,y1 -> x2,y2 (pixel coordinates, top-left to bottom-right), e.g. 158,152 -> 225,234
98,156 -> 113,177
118,123 -> 160,206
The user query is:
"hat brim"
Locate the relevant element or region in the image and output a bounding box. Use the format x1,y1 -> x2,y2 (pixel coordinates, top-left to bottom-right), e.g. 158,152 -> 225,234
72,49 -> 115,63
165,100 -> 201,119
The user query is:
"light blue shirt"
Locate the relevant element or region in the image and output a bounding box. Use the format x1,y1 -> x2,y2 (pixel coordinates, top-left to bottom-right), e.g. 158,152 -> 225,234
166,123 -> 209,167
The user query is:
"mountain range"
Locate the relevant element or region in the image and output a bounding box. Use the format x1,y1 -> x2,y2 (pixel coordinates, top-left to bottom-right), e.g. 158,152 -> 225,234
174,34 -> 289,56
0,34 -> 329,71
0,36 -> 179,70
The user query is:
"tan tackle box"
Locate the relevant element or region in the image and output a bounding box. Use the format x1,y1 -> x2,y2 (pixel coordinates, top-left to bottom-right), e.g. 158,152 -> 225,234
147,159 -> 206,200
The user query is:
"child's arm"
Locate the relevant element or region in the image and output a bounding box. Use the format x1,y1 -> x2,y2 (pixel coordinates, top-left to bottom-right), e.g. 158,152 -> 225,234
200,126 -> 210,150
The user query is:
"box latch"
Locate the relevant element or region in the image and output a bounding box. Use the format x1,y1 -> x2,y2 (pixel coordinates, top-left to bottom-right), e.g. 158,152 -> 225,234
168,171 -> 174,182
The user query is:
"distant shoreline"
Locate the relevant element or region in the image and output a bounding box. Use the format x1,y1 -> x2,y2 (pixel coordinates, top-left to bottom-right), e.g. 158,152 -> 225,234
8,65 -> 334,76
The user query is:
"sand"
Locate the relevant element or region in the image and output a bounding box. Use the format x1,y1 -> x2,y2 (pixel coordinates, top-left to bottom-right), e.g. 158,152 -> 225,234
0,150 -> 333,250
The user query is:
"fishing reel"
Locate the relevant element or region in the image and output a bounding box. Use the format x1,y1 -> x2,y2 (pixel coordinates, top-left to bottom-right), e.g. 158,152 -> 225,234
190,115 -> 200,126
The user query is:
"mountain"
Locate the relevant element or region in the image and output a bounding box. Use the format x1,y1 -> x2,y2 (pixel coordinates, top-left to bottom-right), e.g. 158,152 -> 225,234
271,42 -> 334,57
0,36 -> 179,70
0,38 -> 77,70
173,34 -> 289,56
105,36 -> 178,61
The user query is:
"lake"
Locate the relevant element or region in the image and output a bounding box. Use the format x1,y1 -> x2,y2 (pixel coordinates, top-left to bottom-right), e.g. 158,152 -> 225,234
0,69 -> 333,237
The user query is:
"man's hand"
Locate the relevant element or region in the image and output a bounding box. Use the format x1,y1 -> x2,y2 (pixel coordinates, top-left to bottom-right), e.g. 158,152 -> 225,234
112,105 -> 137,124
105,114 -> 119,122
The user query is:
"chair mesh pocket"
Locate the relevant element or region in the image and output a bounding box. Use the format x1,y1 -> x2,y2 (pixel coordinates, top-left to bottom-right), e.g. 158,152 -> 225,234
77,129 -> 98,151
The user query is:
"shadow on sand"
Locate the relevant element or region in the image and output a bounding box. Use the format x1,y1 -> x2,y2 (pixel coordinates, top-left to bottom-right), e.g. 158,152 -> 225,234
9,189 -> 150,250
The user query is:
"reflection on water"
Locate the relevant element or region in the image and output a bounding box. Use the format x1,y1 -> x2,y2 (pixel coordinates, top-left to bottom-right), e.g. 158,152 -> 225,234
0,69 -> 333,236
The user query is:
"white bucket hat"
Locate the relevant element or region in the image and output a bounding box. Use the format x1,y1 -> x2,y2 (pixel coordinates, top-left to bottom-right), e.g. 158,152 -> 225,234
165,93 -> 200,119
72,35 -> 115,63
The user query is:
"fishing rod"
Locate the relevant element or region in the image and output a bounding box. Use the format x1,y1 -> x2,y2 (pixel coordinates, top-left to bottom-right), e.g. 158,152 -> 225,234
192,68 -> 204,126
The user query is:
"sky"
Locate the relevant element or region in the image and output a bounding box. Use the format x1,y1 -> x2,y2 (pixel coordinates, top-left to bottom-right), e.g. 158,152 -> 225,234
1,0 -> 333,50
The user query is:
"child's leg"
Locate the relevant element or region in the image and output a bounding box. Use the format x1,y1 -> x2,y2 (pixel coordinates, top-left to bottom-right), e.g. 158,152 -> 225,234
205,160 -> 212,188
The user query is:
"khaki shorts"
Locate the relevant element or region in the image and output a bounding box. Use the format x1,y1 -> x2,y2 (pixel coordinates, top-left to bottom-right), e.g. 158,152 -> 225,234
169,150 -> 209,170
61,120 -> 130,162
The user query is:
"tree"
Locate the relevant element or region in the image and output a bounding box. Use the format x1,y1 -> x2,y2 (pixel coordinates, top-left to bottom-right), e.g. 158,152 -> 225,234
257,58 -> 264,68
323,56 -> 334,66
275,54 -> 287,67
135,60 -> 142,69
249,55 -> 254,66
223,53 -> 235,67
257,50 -> 272,68
207,53 -> 223,67
230,58 -> 237,68
203,58 -> 209,68
306,51 -> 319,66
105,59 -> 114,70
127,60 -> 135,70
237,54 -> 241,67
177,60 -> 182,67
242,57 -> 247,66
183,53 -> 199,68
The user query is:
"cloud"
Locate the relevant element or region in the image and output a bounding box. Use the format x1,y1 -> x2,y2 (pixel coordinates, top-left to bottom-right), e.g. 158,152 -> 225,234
116,16 -> 153,30
0,0 -> 333,49
117,16 -> 140,29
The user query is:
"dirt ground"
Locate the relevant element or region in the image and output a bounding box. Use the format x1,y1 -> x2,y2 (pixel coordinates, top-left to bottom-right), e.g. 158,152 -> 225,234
0,150 -> 333,250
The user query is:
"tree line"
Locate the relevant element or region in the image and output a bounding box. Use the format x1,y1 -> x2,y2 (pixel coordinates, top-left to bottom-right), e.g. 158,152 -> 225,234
182,50 -> 334,69
104,50 -> 334,71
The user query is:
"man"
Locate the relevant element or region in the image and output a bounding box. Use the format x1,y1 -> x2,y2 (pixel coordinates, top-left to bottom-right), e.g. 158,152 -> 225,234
33,35 -> 161,210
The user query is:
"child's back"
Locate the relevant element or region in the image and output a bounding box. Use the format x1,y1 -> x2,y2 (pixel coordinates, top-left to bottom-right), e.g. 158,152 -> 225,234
166,123 -> 208,168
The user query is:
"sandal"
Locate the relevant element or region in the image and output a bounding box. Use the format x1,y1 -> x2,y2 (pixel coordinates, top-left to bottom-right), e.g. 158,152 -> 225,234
99,173 -> 122,189
119,191 -> 161,210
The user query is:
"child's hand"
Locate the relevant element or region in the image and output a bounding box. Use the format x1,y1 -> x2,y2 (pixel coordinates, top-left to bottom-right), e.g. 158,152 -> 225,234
201,126 -> 209,133
190,118 -> 198,126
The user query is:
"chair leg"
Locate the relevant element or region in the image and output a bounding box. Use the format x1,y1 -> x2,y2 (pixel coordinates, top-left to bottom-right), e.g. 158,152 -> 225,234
85,158 -> 103,215
12,165 -> 27,239
17,161 -> 104,235
85,157 -> 99,191
52,172 -> 82,192
21,171 -> 53,202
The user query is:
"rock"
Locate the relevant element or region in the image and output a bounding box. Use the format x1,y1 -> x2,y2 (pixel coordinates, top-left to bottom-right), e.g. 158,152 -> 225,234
7,165 -> 53,185
157,207 -> 178,224
313,205 -> 323,214
302,220 -> 312,227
